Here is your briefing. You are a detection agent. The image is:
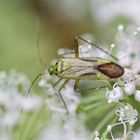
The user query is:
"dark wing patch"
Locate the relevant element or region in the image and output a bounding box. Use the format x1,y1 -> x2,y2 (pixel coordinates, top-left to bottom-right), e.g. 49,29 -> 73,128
97,62 -> 124,78
80,72 -> 96,76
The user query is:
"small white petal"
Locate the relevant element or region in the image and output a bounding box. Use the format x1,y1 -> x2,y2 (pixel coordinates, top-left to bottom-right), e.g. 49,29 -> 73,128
107,125 -> 112,132
118,24 -> 124,31
94,137 -> 100,140
94,131 -> 99,137
21,96 -> 42,111
137,26 -> 140,31
122,69 -> 134,82
123,82 -> 136,96
132,129 -> 140,140
106,87 -> 123,103
119,56 -> 131,67
135,90 -> 140,102
1,111 -> 20,127
133,31 -> 138,35
111,44 -> 115,48
129,119 -> 137,126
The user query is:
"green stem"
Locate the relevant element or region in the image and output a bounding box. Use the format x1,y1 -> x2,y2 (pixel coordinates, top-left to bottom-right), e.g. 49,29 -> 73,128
22,105 -> 46,140
94,107 -> 117,131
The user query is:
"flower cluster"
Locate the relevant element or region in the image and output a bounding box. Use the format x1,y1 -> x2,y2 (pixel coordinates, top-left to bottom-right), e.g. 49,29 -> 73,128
106,68 -> 140,104
0,70 -> 90,140
91,0 -> 140,25
38,114 -> 89,140
92,103 -> 138,140
88,25 -> 140,139
0,70 -> 45,140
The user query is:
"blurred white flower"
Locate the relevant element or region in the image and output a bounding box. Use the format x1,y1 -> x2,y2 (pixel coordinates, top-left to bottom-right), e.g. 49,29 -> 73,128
38,115 -> 89,140
135,90 -> 140,102
0,70 -> 44,131
118,24 -> 124,31
90,0 -> 140,24
123,81 -> 136,96
0,89 -> 11,106
0,133 -> 11,140
132,129 -> 140,140
21,95 -> 42,111
1,111 -> 20,128
122,69 -> 135,82
118,54 -> 132,67
106,86 -> 123,103
131,61 -> 140,74
107,125 -> 112,132
92,131 -> 100,140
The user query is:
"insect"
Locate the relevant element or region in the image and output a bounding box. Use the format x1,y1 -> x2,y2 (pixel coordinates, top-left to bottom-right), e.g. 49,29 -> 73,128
47,36 -> 124,114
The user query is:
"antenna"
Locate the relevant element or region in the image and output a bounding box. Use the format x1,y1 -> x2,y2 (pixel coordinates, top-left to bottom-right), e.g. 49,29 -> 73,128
36,18 -> 47,66
28,73 -> 47,94
77,36 -> 118,61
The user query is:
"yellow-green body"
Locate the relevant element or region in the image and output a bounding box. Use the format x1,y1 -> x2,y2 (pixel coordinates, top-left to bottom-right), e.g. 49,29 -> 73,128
54,57 -> 111,80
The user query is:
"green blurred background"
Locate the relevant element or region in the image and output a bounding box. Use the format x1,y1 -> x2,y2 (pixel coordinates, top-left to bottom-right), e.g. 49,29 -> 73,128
0,0 -> 130,80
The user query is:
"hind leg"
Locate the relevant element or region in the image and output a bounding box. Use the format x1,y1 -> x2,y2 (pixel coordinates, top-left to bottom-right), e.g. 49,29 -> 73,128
57,79 -> 70,115
74,80 -> 80,92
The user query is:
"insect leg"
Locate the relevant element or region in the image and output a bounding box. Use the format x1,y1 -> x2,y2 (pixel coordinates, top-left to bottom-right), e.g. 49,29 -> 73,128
53,78 -> 63,87
76,36 -> 118,61
74,36 -> 80,58
74,80 -> 80,92
58,79 -> 69,115
81,85 -> 111,91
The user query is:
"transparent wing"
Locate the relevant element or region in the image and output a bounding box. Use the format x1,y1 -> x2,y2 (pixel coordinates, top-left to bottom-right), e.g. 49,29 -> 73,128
57,48 -> 75,58
57,34 -> 118,61
77,35 -> 118,61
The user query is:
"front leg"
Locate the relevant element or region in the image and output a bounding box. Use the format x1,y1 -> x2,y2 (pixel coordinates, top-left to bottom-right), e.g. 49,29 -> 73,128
74,36 -> 80,58
74,80 -> 80,92
58,79 -> 69,115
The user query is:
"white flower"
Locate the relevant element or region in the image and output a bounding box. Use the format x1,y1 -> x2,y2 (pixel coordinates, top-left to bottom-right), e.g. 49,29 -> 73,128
116,104 -> 138,125
90,131 -> 100,140
135,90 -> 140,102
122,69 -> 134,82
91,0 -> 140,24
38,115 -> 89,140
0,89 -> 11,106
123,81 -> 136,95
106,86 -> 123,103
1,111 -> 20,128
132,129 -> 140,140
0,133 -> 11,140
118,24 -> 124,31
135,75 -> 140,86
118,54 -> 132,67
21,95 -> 42,111
107,125 -> 112,132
